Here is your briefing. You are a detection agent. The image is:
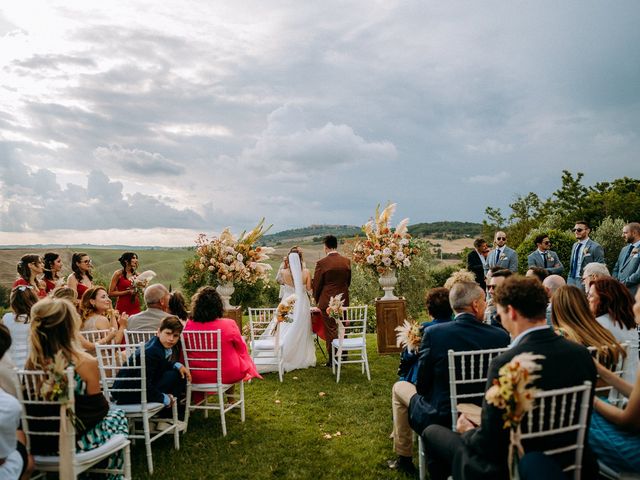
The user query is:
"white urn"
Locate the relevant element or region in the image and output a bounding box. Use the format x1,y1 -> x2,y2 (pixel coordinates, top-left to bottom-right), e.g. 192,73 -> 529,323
378,268 -> 398,301
216,281 -> 235,309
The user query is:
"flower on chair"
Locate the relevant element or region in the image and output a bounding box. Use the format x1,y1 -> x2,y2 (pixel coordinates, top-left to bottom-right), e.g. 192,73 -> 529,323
395,320 -> 422,353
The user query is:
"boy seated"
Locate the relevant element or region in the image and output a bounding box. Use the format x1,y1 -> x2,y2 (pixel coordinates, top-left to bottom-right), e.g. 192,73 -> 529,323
113,316 -> 191,409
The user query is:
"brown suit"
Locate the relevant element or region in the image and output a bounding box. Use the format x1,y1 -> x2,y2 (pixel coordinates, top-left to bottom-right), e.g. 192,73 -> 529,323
313,251 -> 351,363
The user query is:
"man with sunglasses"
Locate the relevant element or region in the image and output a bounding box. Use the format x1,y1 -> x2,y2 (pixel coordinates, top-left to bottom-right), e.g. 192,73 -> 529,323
527,234 -> 564,275
568,221 -> 604,288
487,231 -> 518,273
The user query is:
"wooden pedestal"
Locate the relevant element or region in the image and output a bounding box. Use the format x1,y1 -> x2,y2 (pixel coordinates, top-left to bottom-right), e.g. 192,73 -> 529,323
224,307 -> 243,332
375,298 -> 406,354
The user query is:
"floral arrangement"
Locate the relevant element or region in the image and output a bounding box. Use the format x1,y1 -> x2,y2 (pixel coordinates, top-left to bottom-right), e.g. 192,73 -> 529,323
327,293 -> 345,322
395,319 -> 422,353
485,352 -> 544,478
196,218 -> 275,285
131,270 -> 156,301
352,203 -> 419,274
277,294 -> 297,323
40,351 -> 70,402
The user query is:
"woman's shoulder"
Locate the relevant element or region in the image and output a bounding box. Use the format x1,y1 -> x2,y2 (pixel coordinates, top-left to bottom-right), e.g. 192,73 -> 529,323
12,278 -> 28,287
74,352 -> 98,373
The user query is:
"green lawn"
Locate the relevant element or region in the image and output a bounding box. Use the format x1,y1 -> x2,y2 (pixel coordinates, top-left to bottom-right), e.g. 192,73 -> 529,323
130,334 -> 410,479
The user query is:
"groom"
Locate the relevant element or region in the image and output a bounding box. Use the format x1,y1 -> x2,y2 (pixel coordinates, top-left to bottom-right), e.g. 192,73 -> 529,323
313,235 -> 351,366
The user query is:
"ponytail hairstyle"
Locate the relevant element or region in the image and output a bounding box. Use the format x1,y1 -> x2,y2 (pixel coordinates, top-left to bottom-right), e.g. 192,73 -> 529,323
118,252 -> 138,278
9,286 -> 39,323
17,254 -> 41,283
43,252 -> 60,281
27,297 -> 81,369
71,252 -> 93,283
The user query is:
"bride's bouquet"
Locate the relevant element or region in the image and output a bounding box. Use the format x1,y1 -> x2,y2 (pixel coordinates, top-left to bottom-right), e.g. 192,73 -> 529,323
196,218 -> 275,285
277,294 -> 297,323
352,203 -> 419,274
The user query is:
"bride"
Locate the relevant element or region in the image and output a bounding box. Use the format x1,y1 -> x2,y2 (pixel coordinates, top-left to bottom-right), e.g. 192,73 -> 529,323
263,247 -> 316,372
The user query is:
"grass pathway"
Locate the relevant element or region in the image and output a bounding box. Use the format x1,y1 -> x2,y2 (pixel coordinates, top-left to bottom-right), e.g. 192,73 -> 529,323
130,334 -> 409,479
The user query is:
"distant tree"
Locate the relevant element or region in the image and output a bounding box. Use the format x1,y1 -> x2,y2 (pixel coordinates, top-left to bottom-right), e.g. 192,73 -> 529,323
592,217 -> 627,272
507,192 -> 542,248
582,178 -> 640,227
540,170 -> 589,228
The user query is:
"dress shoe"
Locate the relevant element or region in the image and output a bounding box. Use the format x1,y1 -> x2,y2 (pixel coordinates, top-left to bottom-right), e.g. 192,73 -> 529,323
324,361 -> 331,367
387,455 -> 417,477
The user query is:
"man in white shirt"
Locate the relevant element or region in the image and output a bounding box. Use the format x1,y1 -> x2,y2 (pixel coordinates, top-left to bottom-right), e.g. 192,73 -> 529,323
128,284 -> 171,331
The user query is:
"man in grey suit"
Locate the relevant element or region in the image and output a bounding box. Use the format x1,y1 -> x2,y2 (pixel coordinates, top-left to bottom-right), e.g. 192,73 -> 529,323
487,231 -> 518,272
527,234 -> 563,275
567,220 -> 605,288
613,222 -> 640,295
128,283 -> 171,330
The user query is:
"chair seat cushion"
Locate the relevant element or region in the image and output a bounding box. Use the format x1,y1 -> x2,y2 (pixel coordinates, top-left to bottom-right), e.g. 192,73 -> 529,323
252,339 -> 277,350
190,382 -> 235,391
116,402 -> 164,415
331,338 -> 365,350
34,433 -> 129,466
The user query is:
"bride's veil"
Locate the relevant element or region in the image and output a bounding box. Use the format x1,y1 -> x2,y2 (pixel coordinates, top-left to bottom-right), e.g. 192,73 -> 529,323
288,252 -> 304,298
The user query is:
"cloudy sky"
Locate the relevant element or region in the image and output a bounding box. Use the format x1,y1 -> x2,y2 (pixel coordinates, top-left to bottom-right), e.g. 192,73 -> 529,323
1,1 -> 639,246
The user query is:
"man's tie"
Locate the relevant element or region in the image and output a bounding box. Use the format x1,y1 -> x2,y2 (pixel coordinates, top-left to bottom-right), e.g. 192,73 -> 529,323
542,251 -> 548,268
571,243 -> 583,278
495,249 -> 501,264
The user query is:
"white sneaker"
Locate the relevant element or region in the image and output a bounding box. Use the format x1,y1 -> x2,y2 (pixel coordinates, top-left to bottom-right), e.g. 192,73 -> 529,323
154,420 -> 173,431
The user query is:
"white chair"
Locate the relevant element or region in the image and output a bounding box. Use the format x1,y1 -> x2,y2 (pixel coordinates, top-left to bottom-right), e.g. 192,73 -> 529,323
447,347 -> 509,430
248,307 -> 284,382
15,367 -> 132,479
96,343 -> 179,474
331,305 -> 369,383
181,330 -> 245,436
588,342 -> 629,406
124,329 -> 156,346
80,329 -> 112,344
520,381 -> 592,480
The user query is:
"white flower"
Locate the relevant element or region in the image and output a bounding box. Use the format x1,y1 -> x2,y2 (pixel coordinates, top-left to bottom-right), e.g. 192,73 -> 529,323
383,257 -> 392,266
366,255 -> 375,264
237,253 -> 244,262
403,258 -> 411,267
383,248 -> 391,256
373,249 -> 381,256
395,251 -> 405,261
400,238 -> 409,246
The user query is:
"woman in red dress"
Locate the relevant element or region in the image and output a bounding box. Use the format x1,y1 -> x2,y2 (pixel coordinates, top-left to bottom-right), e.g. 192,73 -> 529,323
42,252 -> 64,293
13,254 -> 47,298
108,252 -> 141,316
67,252 -> 94,301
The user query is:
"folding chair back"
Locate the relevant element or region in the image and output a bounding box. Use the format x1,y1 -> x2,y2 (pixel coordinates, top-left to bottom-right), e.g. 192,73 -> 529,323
332,305 -> 370,383
124,329 -> 155,346
588,342 -> 629,406
248,307 -> 283,382
80,329 -> 112,344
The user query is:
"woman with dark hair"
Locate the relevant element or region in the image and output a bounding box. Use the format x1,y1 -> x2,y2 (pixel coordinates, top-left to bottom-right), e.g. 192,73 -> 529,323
66,252 -> 93,299
13,254 -> 46,298
1,286 -> 39,369
26,297 -> 128,476
108,252 -> 141,315
588,277 -> 638,382
183,286 -> 260,385
42,252 -> 64,293
168,291 -> 189,323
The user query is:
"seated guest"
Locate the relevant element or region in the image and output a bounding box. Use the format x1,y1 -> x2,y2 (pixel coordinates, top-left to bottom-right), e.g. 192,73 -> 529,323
0,324 -> 18,397
42,252 -> 64,293
423,276 -> 597,480
51,286 -> 79,310
542,274 -> 565,325
0,324 -> 33,480
484,269 -> 512,329
589,288 -> 640,474
525,266 -> 548,283
66,252 -> 94,299
26,298 -> 128,472
80,286 -> 128,345
168,291 -> 189,324
551,285 -> 626,367
588,277 -> 638,383
108,252 -> 142,316
388,281 -> 510,475
13,254 -> 46,298
582,262 -> 610,293
2,286 -> 39,369
397,287 -> 453,384
128,284 -> 171,331
112,316 -> 191,409
183,287 -> 260,385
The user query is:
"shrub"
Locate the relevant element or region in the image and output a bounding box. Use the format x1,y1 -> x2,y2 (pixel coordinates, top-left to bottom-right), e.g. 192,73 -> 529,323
515,228 -> 575,276
592,217 -> 627,272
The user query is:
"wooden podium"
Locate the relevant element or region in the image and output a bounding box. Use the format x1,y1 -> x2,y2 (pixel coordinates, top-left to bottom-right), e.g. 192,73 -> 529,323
224,307 -> 243,332
375,298 -> 406,354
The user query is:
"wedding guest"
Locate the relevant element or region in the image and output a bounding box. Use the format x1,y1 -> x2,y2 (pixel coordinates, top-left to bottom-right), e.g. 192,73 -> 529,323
168,291 -> 189,323
551,285 -> 625,367
26,297 -> 128,473
397,287 -> 453,384
525,266 -> 548,283
589,288 -> 640,474
581,262 -> 610,293
1,286 -> 39,369
67,252 -> 94,299
568,220 -> 605,288
80,286 -> 128,345
487,231 -> 518,272
467,238 -> 489,289
128,284 -> 171,331
183,287 -> 261,385
42,252 -> 64,293
588,277 -> 638,382
542,274 -> 566,325
527,234 -> 564,275
13,254 -> 46,298
0,323 -> 18,397
108,252 -> 141,316
612,222 -> 640,294
484,269 -> 512,329
51,285 -> 79,310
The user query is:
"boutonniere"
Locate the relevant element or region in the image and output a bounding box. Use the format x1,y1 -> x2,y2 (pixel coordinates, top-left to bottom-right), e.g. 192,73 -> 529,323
546,253 -> 554,262
499,254 -> 507,261
632,248 -> 639,258
583,247 -> 590,256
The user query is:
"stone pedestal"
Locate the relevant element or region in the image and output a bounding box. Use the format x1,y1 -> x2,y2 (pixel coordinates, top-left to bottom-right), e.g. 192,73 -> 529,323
224,306 -> 243,332
375,298 -> 406,354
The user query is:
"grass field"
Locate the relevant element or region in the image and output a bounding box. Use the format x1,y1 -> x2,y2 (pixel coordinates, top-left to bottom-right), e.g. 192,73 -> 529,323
129,334 -> 405,480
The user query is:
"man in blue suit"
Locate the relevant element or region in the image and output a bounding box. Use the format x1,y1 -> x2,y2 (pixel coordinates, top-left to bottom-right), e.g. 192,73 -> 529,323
567,220 -> 605,288
387,281 -> 510,475
487,231 -> 518,272
527,234 -> 564,275
613,222 -> 640,295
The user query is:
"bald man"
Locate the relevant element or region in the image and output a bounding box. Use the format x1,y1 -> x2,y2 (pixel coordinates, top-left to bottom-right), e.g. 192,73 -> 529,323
487,231 -> 518,272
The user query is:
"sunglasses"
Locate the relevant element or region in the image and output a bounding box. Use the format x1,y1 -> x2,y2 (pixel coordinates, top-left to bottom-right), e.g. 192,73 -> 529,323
542,241 -> 551,245
496,237 -> 506,241
572,228 -> 585,233
487,284 -> 497,290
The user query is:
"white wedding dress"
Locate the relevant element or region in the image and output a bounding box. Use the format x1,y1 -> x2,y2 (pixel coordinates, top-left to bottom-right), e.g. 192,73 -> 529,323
260,253 -> 316,373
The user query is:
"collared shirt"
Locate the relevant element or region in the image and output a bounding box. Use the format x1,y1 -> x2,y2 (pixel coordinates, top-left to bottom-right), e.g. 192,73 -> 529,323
510,325 -> 550,348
